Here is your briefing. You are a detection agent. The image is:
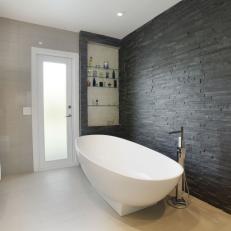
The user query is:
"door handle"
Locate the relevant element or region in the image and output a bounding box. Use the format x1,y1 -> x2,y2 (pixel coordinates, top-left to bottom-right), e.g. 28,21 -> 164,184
66,114 -> 72,117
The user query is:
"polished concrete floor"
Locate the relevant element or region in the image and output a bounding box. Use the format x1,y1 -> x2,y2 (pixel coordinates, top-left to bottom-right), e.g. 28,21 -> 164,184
0,167 -> 230,231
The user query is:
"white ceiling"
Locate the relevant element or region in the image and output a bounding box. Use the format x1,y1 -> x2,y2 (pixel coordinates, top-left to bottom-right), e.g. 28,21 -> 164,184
0,0 -> 181,39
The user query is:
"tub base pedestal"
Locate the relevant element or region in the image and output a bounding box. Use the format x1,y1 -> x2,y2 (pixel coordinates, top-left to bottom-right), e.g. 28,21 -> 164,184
101,193 -> 147,216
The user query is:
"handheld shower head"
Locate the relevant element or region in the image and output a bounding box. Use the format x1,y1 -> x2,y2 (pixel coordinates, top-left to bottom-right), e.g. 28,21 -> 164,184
169,127 -> 184,148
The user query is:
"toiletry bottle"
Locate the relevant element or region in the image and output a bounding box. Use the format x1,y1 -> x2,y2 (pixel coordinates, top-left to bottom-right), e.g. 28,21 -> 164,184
112,70 -> 116,79
93,78 -> 96,87
89,56 -> 93,67
114,80 -> 117,88
88,69 -> 91,76
104,61 -> 109,69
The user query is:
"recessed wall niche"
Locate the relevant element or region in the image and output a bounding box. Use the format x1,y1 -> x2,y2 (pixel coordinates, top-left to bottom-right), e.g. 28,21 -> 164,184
79,31 -> 122,137
87,43 -> 119,126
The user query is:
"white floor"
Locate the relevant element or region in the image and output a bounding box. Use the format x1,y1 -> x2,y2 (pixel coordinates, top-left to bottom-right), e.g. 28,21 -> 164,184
0,167 -> 230,231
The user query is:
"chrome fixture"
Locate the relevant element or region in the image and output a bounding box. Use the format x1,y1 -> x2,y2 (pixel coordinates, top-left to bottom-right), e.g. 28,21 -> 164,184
168,126 -> 190,209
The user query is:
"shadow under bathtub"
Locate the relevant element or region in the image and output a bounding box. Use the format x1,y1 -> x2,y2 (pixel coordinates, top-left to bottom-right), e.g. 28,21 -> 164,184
106,200 -> 166,230
108,199 -> 200,231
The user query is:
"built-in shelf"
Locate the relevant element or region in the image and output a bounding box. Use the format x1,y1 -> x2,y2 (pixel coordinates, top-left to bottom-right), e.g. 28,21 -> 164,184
88,66 -> 119,71
88,76 -> 119,80
88,86 -> 117,89
87,43 -> 119,127
88,105 -> 119,107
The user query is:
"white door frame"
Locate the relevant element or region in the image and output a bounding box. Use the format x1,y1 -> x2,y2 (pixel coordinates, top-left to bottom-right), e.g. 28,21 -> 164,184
31,47 -> 79,171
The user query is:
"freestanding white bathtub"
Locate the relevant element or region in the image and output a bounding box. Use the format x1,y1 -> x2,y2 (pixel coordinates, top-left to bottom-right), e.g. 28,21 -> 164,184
75,135 -> 183,216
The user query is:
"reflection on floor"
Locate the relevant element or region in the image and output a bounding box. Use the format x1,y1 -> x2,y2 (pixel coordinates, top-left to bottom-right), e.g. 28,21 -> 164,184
0,167 -> 230,231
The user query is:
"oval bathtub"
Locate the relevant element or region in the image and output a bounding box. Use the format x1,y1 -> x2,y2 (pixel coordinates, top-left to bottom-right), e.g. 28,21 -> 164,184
75,135 -> 183,216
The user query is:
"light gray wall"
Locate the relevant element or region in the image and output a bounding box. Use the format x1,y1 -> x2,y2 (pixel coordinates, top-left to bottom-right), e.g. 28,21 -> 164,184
0,17 -> 79,176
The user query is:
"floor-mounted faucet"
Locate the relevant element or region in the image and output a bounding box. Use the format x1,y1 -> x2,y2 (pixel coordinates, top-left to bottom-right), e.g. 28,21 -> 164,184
168,126 -> 189,209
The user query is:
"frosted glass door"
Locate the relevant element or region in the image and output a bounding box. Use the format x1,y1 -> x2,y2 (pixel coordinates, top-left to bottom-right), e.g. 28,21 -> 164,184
43,62 -> 67,161
37,53 -> 74,170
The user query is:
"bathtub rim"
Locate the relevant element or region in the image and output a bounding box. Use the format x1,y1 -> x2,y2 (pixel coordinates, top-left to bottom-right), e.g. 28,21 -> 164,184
75,134 -> 184,182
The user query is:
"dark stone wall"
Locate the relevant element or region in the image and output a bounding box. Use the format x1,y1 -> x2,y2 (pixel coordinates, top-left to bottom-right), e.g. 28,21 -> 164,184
119,0 -> 231,213
79,31 -> 125,137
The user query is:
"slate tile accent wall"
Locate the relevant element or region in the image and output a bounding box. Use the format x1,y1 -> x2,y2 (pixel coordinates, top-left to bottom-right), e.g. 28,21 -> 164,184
119,0 -> 231,213
79,31 -> 125,137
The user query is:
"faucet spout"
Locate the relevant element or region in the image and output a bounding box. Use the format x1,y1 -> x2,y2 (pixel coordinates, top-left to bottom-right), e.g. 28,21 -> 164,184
169,130 -> 181,135
169,126 -> 183,136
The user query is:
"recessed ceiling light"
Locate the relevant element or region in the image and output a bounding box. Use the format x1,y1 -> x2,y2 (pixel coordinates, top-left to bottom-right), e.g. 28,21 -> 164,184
117,12 -> 124,17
